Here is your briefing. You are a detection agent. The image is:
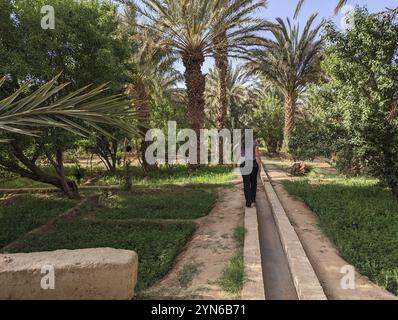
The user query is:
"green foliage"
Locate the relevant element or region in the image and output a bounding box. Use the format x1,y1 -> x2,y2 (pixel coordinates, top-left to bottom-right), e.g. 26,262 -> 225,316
0,194 -> 75,248
178,262 -> 201,288
0,76 -> 134,137
283,178 -> 398,295
95,189 -> 216,220
246,14 -> 323,149
0,0 -> 135,196
252,91 -> 284,154
205,65 -> 254,129
297,8 -> 398,193
0,0 -> 129,91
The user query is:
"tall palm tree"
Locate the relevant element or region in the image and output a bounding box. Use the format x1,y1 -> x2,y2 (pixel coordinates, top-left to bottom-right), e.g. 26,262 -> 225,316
205,65 -> 253,129
295,0 -> 349,18
127,32 -> 180,173
246,14 -> 323,152
140,0 -> 266,165
139,0 -> 221,164
212,0 -> 268,163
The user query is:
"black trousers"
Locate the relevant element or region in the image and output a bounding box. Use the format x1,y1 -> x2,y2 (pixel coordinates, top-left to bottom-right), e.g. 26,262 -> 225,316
241,160 -> 259,203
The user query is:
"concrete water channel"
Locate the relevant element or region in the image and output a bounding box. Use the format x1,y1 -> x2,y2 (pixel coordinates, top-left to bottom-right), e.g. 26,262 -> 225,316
256,181 -> 298,300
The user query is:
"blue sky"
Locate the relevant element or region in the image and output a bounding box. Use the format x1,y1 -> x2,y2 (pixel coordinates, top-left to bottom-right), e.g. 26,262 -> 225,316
174,0 -> 398,74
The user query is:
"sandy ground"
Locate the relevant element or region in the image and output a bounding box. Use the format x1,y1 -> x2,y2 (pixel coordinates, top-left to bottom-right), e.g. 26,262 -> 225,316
141,183 -> 245,300
264,159 -> 397,300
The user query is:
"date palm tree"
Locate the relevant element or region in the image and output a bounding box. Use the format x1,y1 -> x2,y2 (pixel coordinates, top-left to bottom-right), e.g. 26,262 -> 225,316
139,0 -> 267,165
295,0 -> 349,18
127,32 -> 180,173
246,14 -> 323,152
205,65 -> 253,129
212,0 -> 268,162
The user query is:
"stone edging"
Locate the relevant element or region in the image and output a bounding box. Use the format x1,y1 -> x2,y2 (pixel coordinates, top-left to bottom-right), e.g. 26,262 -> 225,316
242,205 -> 266,300
260,165 -> 327,300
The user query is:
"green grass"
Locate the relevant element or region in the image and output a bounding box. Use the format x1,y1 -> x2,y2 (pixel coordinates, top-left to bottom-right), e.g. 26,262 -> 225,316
0,167 -> 78,189
0,165 -> 234,189
233,226 -> 247,246
218,254 -> 245,296
96,189 -> 216,220
283,178 -> 398,295
0,195 -> 76,248
219,224 -> 246,296
96,165 -> 234,187
5,218 -> 196,291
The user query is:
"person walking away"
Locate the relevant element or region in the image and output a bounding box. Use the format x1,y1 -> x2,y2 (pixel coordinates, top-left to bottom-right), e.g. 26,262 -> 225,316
240,137 -> 262,208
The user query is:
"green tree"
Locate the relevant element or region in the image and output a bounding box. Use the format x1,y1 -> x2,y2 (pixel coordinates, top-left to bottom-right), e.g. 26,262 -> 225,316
127,32 -> 180,173
0,0 -> 134,197
205,65 -> 252,129
320,8 -> 398,196
246,14 -> 323,152
140,0 -> 266,164
251,82 -> 284,154
212,0 -> 268,163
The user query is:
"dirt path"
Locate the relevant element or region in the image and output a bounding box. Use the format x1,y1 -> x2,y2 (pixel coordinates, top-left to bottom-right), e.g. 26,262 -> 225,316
264,160 -> 397,300
141,183 -> 245,300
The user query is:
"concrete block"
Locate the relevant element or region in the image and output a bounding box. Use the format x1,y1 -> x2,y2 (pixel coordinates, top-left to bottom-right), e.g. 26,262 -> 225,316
0,248 -> 138,300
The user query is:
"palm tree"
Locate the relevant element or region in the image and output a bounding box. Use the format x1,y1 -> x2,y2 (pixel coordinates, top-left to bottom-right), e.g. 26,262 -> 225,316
0,75 -> 134,140
140,0 -> 266,164
127,32 -> 180,173
295,0 -> 349,18
246,14 -> 323,152
212,0 -> 268,163
138,0 -> 219,164
205,65 -> 253,129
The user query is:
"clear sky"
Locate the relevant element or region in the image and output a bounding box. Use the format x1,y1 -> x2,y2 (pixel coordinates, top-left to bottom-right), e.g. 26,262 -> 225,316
174,0 -> 398,75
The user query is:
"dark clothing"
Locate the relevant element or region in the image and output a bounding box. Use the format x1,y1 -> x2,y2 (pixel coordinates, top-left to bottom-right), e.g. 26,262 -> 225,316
241,160 -> 259,204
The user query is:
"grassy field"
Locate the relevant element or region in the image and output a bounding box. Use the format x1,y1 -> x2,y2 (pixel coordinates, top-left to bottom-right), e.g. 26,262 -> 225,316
1,188 -> 218,291
0,195 -> 76,248
96,165 -> 234,187
283,177 -> 398,295
0,165 -> 228,291
0,165 -> 234,189
6,218 -> 196,291
95,189 -> 217,220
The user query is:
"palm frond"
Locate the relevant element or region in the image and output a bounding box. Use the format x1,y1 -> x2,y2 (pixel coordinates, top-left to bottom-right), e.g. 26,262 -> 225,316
0,75 -> 136,139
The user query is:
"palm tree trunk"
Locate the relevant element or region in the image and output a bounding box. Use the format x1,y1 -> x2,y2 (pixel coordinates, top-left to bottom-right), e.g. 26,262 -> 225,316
182,51 -> 206,166
133,81 -> 152,174
282,94 -> 297,153
214,33 -> 229,165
